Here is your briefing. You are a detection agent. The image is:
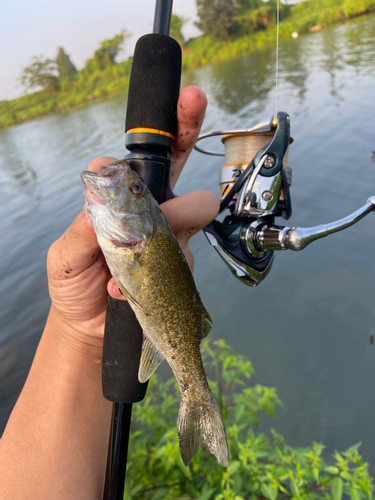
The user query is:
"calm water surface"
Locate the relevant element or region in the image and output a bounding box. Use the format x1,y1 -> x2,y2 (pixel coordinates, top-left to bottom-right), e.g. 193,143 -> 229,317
1,14 -> 375,467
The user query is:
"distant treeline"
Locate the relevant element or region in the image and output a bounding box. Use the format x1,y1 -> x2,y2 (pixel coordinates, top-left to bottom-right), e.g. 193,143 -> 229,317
1,0 -> 375,130
184,0 -> 375,68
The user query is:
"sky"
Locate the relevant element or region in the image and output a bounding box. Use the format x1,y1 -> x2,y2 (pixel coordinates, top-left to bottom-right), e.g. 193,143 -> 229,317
1,0 -> 200,101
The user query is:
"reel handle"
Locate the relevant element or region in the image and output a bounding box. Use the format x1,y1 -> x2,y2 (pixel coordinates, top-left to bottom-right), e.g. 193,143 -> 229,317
256,197 -> 375,252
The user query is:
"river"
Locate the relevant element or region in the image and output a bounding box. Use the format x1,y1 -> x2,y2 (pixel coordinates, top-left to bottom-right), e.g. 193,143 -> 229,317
1,13 -> 375,469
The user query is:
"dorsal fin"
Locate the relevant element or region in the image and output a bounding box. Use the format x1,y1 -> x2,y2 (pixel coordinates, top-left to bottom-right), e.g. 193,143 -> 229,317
138,336 -> 165,383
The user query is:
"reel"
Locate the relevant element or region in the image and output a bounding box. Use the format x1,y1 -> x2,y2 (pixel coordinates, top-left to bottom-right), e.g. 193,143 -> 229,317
195,112 -> 375,287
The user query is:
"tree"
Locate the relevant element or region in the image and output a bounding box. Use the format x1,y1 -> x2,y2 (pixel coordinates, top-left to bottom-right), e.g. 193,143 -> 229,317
19,56 -> 59,92
195,0 -> 290,40
171,13 -> 188,47
233,0 -> 290,35
84,30 -> 131,73
195,0 -> 237,40
55,47 -> 77,80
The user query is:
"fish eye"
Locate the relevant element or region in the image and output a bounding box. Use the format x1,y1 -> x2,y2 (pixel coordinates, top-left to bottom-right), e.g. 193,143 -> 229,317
130,182 -> 145,196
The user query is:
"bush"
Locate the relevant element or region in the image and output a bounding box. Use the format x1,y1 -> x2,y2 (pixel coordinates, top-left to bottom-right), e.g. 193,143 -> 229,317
125,339 -> 374,499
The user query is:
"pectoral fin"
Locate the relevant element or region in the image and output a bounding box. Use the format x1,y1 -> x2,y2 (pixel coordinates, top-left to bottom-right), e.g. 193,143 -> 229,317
117,260 -> 143,308
138,336 -> 165,383
128,259 -> 143,293
117,284 -> 140,308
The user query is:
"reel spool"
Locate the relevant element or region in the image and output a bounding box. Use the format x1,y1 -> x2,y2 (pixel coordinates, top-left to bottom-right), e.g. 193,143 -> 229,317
219,132 -> 293,204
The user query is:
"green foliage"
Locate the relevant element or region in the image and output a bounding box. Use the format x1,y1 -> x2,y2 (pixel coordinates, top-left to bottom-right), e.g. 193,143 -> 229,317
195,0 -> 290,40
55,47 -> 77,80
125,339 -> 373,499
2,1 -> 375,130
171,13 -> 188,47
1,34 -> 133,129
183,0 -> 375,71
195,0 -> 237,40
19,55 -> 60,92
343,0 -> 375,16
233,0 -> 291,35
0,58 -> 133,129
82,30 -> 130,75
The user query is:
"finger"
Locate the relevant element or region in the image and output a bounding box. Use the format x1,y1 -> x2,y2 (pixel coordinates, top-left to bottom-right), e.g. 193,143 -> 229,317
162,190 -> 219,272
170,86 -> 207,189
161,190 -> 219,242
47,156 -> 118,281
107,190 -> 219,299
108,278 -> 127,301
47,208 -> 103,281
88,156 -> 118,174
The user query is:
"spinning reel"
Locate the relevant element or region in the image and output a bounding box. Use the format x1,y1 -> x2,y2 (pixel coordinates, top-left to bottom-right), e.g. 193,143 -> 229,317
195,112 -> 375,287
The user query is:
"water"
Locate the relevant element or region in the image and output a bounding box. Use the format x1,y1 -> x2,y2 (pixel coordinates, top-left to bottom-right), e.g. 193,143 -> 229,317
1,14 -> 375,467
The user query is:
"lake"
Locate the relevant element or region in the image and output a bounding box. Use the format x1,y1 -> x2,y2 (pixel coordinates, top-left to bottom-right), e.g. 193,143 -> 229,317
1,13 -> 375,470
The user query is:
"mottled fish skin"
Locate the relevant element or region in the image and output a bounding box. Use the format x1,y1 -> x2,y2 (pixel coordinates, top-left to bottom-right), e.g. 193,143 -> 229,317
81,160 -> 229,467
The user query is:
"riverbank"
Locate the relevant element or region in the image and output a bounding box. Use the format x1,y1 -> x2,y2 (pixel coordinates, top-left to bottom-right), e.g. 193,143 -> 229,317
1,0 -> 375,130
183,0 -> 375,69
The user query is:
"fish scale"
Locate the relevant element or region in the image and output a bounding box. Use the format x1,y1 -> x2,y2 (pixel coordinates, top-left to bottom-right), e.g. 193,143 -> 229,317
81,159 -> 229,467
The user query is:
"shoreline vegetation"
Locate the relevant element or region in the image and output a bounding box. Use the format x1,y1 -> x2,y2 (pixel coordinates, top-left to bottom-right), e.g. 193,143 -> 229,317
1,0 -> 375,131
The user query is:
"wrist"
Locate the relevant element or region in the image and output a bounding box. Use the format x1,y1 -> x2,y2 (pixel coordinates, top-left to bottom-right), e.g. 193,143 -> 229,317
46,305 -> 105,365
1,306 -> 112,499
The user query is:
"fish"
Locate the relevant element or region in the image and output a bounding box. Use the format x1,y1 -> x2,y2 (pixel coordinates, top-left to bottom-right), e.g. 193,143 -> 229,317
81,159 -> 229,467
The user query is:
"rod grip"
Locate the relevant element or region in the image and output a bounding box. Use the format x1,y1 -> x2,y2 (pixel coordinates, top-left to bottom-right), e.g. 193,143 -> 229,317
102,298 -> 147,403
125,34 -> 181,150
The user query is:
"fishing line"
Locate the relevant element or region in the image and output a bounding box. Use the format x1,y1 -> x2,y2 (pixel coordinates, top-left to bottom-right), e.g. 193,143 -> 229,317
275,0 -> 280,114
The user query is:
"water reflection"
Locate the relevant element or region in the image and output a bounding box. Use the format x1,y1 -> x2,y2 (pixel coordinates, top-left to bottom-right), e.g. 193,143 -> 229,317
209,48 -> 275,116
192,14 -> 375,127
318,29 -> 345,105
279,38 -> 309,105
344,18 -> 375,74
0,131 -> 41,229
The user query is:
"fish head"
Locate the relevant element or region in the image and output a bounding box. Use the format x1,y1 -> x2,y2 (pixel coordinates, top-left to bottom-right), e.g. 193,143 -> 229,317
80,160 -> 154,251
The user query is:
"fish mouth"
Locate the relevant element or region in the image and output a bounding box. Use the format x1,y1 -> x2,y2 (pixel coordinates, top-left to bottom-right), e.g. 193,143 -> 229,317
81,162 -> 152,249
83,185 -> 106,207
80,162 -> 128,185
80,163 -> 128,201
110,238 -> 143,249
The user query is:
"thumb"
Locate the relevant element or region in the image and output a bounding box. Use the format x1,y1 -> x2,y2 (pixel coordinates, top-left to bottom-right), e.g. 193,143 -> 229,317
47,208 -> 102,281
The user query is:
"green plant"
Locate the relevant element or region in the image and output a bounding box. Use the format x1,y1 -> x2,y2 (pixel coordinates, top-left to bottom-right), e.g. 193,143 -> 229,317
125,339 -> 373,500
19,55 -> 60,92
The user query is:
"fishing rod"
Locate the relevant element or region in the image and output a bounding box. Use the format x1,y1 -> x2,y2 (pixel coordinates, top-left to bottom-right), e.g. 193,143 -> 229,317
102,1 -> 180,498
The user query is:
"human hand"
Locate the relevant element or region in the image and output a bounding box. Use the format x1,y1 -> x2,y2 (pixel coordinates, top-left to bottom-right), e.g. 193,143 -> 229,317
46,86 -> 219,353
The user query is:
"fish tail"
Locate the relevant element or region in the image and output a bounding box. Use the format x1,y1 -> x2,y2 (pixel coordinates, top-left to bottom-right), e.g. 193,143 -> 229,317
177,390 -> 229,467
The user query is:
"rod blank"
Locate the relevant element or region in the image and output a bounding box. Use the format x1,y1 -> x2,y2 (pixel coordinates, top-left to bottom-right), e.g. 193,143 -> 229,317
153,0 -> 173,35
